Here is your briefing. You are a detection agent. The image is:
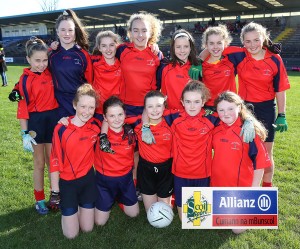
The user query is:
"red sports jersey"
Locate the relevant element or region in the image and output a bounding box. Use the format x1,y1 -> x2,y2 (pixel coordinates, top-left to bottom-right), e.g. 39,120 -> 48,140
94,128 -> 135,177
135,119 -> 173,163
160,61 -> 191,110
117,43 -> 162,106
224,47 -> 290,102
202,55 -> 237,106
17,68 -> 58,119
91,55 -> 122,114
50,117 -> 101,181
211,117 -> 271,187
171,109 -> 219,179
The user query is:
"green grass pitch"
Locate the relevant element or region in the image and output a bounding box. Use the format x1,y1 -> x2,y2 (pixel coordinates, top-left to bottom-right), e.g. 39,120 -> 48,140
0,65 -> 299,249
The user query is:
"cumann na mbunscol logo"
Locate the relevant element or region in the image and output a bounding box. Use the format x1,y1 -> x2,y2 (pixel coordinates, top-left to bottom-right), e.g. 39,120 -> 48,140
183,191 -> 211,226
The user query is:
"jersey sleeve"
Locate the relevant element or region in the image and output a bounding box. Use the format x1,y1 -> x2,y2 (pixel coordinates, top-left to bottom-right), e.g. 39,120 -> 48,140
116,43 -> 128,61
248,136 -> 271,170
16,75 -> 29,119
223,46 -> 246,68
271,54 -> 290,92
156,58 -> 169,91
83,50 -> 93,84
50,124 -> 66,173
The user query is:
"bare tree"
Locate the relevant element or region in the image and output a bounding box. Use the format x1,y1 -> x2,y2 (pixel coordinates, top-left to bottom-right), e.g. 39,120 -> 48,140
39,0 -> 60,12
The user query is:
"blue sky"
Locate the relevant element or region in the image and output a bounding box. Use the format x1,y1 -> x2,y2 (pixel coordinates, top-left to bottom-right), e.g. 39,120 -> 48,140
0,0 -> 132,17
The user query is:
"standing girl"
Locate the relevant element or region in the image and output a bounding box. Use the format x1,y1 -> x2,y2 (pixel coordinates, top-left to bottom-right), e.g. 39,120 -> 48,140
159,29 -> 201,110
13,37 -> 59,214
224,22 -> 290,187
50,84 -> 100,239
201,24 -> 237,109
116,12 -> 163,116
171,80 -> 219,220
91,30 -> 122,121
94,96 -> 139,226
134,91 -> 174,212
212,91 -> 272,234
49,9 -> 93,118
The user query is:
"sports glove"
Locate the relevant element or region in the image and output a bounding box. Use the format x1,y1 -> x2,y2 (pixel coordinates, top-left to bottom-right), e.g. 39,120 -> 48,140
8,90 -> 23,102
99,133 -> 115,154
48,191 -> 60,211
204,107 -> 215,116
274,113 -> 288,132
141,124 -> 156,144
267,40 -> 282,54
122,124 -> 136,145
240,118 -> 255,143
22,133 -> 37,152
188,63 -> 202,80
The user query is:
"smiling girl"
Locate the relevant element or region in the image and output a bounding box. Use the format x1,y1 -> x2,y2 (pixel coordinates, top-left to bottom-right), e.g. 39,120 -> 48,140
49,9 -> 93,118
223,22 -> 290,187
158,29 -> 201,110
50,84 -> 100,239
11,37 -> 59,215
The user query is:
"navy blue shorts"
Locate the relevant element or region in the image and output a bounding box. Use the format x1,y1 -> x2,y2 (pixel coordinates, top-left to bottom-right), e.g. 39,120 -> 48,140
246,99 -> 276,142
59,168 -> 97,216
95,170 -> 138,212
28,109 -> 59,143
124,104 -> 144,117
174,175 -> 210,207
137,157 -> 173,198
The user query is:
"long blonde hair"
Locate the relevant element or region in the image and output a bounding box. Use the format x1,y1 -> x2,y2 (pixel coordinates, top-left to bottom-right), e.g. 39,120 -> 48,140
215,91 -> 267,141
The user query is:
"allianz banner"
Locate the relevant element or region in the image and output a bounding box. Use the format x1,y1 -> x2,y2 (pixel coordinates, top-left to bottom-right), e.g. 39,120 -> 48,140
182,187 -> 278,229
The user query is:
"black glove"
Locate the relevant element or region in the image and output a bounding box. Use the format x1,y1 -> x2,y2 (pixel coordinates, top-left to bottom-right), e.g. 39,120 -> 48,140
8,90 -> 23,102
99,133 -> 115,154
48,191 -> 60,210
267,40 -> 282,54
122,124 -> 136,145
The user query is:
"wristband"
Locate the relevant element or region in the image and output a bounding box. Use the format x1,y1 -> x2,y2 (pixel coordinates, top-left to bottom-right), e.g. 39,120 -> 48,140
277,113 -> 286,117
20,130 -> 29,136
142,124 -> 150,129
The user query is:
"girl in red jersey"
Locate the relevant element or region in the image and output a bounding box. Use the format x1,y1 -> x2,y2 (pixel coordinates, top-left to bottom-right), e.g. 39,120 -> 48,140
91,30 -> 122,121
159,29 -> 202,110
50,84 -> 100,239
222,22 -> 290,187
116,12 -> 163,116
200,25 -> 237,109
134,91 -> 174,212
10,37 -> 59,215
49,9 -> 93,118
212,91 -> 271,234
171,81 -> 219,221
94,96 -> 139,226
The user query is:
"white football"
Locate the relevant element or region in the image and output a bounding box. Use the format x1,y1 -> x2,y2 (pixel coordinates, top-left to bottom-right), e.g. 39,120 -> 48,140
147,201 -> 174,228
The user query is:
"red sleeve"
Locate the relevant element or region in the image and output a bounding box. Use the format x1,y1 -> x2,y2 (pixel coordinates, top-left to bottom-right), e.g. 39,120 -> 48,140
272,54 -> 290,92
17,75 -> 29,119
83,50 -> 93,84
254,136 -> 272,170
50,124 -> 63,173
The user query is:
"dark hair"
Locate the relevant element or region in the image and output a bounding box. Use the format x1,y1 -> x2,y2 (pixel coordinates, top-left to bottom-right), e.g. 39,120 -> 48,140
170,29 -> 199,66
25,36 -> 48,58
55,9 -> 89,50
181,80 -> 210,103
144,90 -> 166,106
103,96 -> 125,115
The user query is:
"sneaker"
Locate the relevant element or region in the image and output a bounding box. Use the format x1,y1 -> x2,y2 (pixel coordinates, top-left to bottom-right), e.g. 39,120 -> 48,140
35,200 -> 49,215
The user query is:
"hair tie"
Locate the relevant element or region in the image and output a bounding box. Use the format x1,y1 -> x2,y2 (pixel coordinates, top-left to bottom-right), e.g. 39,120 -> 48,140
63,10 -> 69,16
174,32 -> 190,40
